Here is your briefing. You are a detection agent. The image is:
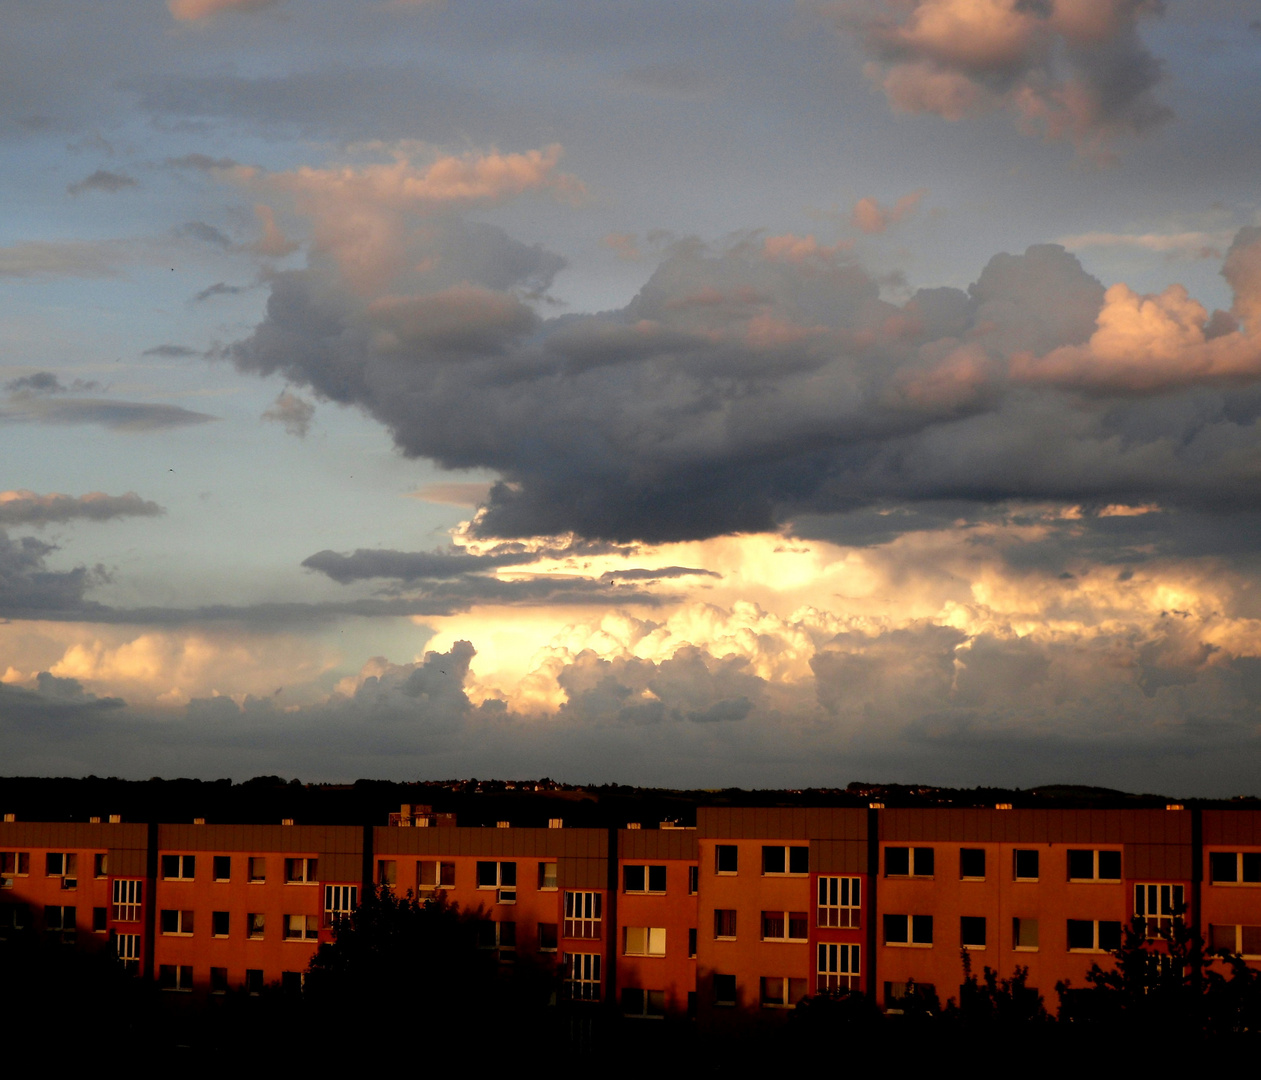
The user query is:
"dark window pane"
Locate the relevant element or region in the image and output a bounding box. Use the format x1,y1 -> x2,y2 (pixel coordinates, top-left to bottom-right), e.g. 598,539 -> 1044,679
960,849 -> 985,878
1099,922 -> 1122,951
476,861 -> 497,887
913,848 -> 934,876
648,865 -> 667,892
883,914 -> 908,943
762,847 -> 785,874
624,866 -> 645,892
961,916 -> 986,947
885,848 -> 909,876
1015,850 -> 1039,879
1244,853 -> 1261,883
716,846 -> 737,873
1067,850 -> 1094,879
1210,853 -> 1237,883
1243,926 -> 1261,955
1067,920 -> 1093,949
500,862 -> 516,887
1098,851 -> 1121,880
789,847 -> 809,874
911,915 -> 933,944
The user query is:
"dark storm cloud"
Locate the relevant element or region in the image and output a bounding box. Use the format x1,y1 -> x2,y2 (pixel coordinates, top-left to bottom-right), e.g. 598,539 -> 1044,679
225,225 -> 1261,551
0,529 -> 105,616
0,491 -> 163,527
66,168 -> 138,196
0,674 -> 124,722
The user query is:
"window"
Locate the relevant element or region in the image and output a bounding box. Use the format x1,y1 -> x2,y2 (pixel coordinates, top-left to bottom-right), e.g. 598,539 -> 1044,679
417,861 -> 456,895
622,988 -> 665,1018
1209,852 -> 1261,884
94,853 -> 108,878
93,907 -> 108,933
248,912 -> 265,939
688,928 -> 697,958
1067,919 -> 1122,952
713,974 -> 737,1006
961,916 -> 986,949
46,852 -> 77,889
213,855 -> 231,881
760,977 -> 808,1008
0,851 -> 29,887
1067,849 -> 1121,882
688,865 -> 699,894
477,861 -> 517,903
883,914 -> 932,946
160,909 -> 194,935
245,969 -> 264,994
376,860 -> 397,887
285,857 -> 318,884
885,981 -> 937,1012
761,911 -> 808,942
960,848 -> 985,879
1209,924 -> 1261,957
1008,913 -> 1039,948
885,847 -> 933,877
564,890 -> 601,938
211,967 -> 229,994
284,914 -> 319,940
1134,883 -> 1184,937
818,943 -> 860,992
624,865 -> 667,893
324,884 -> 358,924
158,965 -> 194,992
248,857 -> 266,883
477,919 -> 516,958
563,952 -> 601,1001
161,854 -> 195,880
714,908 -> 737,940
762,846 -> 809,875
282,971 -> 304,995
818,876 -> 860,928
0,904 -> 29,938
212,911 -> 230,937
112,931 -> 140,973
624,926 -> 667,956
44,905 -> 76,943
538,923 -> 558,952
112,879 -> 143,922
716,845 -> 737,874
1014,849 -> 1039,881
538,861 -> 557,890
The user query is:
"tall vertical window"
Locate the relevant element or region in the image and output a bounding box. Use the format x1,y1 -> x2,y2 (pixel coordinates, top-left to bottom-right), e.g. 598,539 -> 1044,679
817,876 -> 860,928
564,891 -> 601,938
112,931 -> 140,974
112,879 -> 143,922
1134,883 -> 1184,937
537,861 -> 557,890
325,884 -> 358,924
817,943 -> 860,992
44,905 -> 76,943
714,909 -> 737,939
563,952 -> 601,1001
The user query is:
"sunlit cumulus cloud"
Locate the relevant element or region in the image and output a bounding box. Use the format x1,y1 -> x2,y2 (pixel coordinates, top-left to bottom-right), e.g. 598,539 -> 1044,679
825,0 -> 1169,155
0,490 -> 163,527
851,189 -> 927,234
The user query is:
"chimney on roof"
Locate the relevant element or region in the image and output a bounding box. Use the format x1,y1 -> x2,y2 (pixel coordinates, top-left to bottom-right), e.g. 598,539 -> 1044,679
108,814 -> 121,824
1166,803 -> 1185,811
193,818 -> 205,825
626,822 -> 641,830
282,818 -> 294,826
548,818 -> 563,829
3,814 -> 14,823
995,803 -> 1013,810
90,817 -> 101,824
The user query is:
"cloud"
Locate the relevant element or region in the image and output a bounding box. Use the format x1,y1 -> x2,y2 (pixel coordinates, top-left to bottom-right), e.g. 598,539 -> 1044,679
408,481 -> 494,507
0,673 -> 124,722
175,221 -> 232,247
142,344 -> 199,358
261,389 -> 314,437
66,169 -> 139,196
0,530 -> 104,617
192,281 -> 247,302
165,153 -> 242,171
0,240 -> 125,278
851,189 -> 927,234
0,490 -> 163,527
168,0 -> 282,22
1060,230 -> 1234,260
827,0 -> 1170,155
252,204 -> 298,257
4,372 -> 101,395
1,396 -> 218,432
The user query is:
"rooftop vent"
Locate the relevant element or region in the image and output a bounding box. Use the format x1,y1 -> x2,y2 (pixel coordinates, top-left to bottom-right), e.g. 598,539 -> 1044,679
995,803 -> 1013,810
282,818 -> 294,826
548,818 -> 564,829
108,814 -> 121,824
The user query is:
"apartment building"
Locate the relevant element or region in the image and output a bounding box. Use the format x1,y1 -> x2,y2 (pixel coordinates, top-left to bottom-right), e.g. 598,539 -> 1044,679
3,803 -> 1261,1021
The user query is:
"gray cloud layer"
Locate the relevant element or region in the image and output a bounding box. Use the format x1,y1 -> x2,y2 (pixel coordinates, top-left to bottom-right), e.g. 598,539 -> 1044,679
0,491 -> 163,527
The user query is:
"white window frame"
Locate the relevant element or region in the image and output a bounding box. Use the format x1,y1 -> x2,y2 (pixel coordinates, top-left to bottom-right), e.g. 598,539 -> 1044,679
1,851 -> 30,886
113,931 -> 140,973
538,861 -> 557,891
1066,918 -> 1122,953
476,861 -> 517,903
621,987 -> 666,1019
883,913 -> 933,947
960,915 -> 987,950
159,964 -> 194,992
247,912 -> 265,939
1209,923 -> 1261,957
817,942 -> 860,992
761,910 -> 808,942
46,852 -> 78,889
160,908 -> 194,936
623,864 -> 667,894
324,884 -> 358,924
762,846 -> 809,876
884,846 -> 933,878
1209,851 -> 1261,885
564,890 -> 601,939
759,976 -> 807,1009
563,952 -> 601,1001
417,861 -> 455,895
1067,849 -> 1122,882
817,876 -> 860,928
624,926 -> 667,956
1134,883 -> 1184,938
112,878 -> 143,923
284,913 -> 319,940
161,854 -> 195,881
285,857 -> 318,884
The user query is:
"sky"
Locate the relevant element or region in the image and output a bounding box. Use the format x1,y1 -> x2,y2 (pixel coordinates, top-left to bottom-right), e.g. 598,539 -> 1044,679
4,0 -> 1261,795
